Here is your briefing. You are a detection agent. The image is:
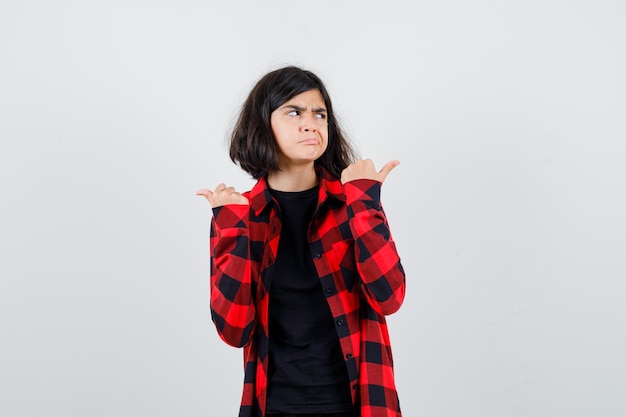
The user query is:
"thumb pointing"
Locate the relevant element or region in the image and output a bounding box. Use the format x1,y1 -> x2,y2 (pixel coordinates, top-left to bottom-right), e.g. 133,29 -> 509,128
378,160 -> 400,182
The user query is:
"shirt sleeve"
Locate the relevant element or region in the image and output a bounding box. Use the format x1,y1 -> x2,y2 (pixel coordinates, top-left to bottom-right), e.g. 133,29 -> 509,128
343,179 -> 406,315
210,204 -> 256,347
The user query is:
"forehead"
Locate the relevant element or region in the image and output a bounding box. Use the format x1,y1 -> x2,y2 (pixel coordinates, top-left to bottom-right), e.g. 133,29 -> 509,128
281,89 -> 326,107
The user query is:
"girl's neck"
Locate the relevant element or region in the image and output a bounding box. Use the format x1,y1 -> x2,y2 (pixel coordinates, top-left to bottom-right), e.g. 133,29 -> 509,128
267,165 -> 318,192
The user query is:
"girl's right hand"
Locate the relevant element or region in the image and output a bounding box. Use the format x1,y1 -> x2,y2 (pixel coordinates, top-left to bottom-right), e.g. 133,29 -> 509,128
195,183 -> 249,208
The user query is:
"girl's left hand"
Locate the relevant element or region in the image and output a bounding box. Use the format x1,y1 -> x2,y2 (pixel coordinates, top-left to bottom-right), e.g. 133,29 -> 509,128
341,159 -> 400,185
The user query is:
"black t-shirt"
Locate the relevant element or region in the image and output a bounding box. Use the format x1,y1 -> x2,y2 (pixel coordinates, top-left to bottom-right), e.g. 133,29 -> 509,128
266,185 -> 352,414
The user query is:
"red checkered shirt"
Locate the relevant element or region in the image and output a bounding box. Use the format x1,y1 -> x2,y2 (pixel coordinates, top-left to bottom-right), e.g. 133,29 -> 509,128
209,167 -> 406,417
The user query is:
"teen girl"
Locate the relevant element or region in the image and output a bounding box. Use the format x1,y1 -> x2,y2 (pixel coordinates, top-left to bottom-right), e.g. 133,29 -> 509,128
197,66 -> 406,417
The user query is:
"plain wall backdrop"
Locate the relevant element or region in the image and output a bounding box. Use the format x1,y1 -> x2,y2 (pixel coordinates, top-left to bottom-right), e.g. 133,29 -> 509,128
1,1 -> 625,416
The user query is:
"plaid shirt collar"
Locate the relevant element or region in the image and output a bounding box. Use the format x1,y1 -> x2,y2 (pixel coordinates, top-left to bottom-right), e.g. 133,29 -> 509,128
248,166 -> 345,216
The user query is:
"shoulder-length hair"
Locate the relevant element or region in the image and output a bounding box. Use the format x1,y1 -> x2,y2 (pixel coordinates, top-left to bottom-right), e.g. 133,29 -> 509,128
229,66 -> 357,179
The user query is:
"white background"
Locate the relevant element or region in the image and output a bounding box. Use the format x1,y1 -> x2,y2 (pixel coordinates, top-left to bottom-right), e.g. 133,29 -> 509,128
1,1 -> 625,416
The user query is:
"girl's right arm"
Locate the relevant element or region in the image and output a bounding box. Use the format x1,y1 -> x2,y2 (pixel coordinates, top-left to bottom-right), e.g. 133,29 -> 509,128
209,204 -> 256,348
197,184 -> 254,348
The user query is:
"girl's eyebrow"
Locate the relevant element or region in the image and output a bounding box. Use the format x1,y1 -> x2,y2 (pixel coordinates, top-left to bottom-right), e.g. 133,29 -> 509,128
281,104 -> 327,113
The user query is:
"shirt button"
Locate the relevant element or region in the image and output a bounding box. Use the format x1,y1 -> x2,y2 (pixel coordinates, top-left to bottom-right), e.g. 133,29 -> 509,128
352,384 -> 358,390
313,253 -> 321,259
337,319 -> 344,326
325,288 -> 333,294
346,353 -> 353,359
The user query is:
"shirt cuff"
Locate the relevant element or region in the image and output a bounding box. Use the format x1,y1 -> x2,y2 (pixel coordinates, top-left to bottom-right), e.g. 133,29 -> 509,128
212,204 -> 250,229
343,179 -> 382,207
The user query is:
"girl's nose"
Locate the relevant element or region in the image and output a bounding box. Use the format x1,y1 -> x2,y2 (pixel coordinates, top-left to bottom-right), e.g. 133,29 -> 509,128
301,121 -> 316,132
301,113 -> 320,132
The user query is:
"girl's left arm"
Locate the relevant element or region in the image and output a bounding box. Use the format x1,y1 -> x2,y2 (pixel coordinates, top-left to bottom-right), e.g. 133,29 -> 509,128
344,179 -> 406,316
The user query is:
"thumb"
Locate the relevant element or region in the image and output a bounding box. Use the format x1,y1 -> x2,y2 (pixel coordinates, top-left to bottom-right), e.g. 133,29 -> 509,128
378,160 -> 400,182
195,189 -> 213,201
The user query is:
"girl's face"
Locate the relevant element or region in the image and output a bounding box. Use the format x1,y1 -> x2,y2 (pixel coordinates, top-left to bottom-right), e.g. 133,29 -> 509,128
270,89 -> 329,171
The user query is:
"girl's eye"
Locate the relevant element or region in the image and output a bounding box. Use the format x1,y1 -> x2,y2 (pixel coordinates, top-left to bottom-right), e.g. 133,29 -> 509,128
287,110 -> 299,116
315,113 -> 326,119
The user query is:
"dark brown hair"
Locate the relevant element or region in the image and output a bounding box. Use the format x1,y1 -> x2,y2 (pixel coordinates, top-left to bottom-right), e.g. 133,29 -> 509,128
229,66 -> 357,179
